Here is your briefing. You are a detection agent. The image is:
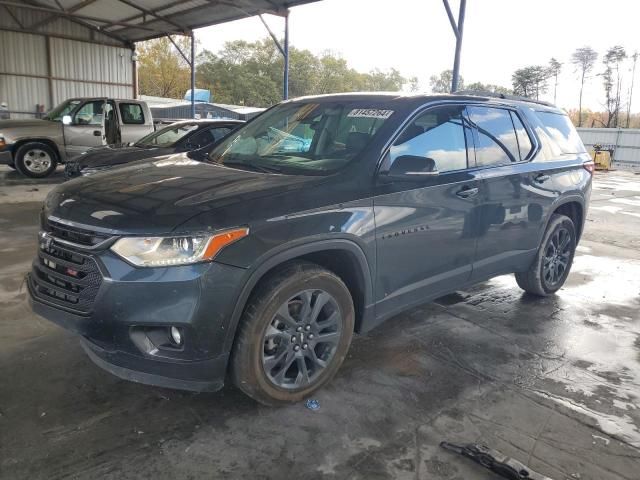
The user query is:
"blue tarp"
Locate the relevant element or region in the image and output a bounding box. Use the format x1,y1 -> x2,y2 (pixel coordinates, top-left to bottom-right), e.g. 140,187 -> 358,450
184,89 -> 211,103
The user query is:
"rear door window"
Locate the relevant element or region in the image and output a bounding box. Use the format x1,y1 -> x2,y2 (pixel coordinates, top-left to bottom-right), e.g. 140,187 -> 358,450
510,111 -> 534,160
119,103 -> 145,124
467,106 -> 520,167
390,105 -> 469,173
535,111 -> 586,154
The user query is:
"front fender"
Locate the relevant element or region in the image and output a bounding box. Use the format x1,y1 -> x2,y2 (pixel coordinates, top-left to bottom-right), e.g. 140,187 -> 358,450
219,238 -> 375,354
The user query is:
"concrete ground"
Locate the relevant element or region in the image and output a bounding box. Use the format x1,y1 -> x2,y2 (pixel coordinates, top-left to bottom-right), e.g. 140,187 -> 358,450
0,166 -> 639,480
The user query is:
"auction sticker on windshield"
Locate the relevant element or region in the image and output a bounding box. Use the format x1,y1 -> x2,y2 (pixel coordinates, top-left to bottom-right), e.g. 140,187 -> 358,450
347,109 -> 394,119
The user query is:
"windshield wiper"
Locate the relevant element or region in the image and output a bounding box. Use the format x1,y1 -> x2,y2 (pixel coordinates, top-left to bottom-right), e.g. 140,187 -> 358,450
223,160 -> 283,174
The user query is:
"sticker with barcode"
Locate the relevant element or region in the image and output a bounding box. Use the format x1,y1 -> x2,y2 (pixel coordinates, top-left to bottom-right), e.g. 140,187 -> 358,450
347,109 -> 394,119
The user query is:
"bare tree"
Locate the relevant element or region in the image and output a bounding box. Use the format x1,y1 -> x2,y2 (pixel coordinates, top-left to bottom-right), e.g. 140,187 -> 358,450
602,45 -> 627,127
627,51 -> 638,128
548,58 -> 562,103
571,46 -> 598,127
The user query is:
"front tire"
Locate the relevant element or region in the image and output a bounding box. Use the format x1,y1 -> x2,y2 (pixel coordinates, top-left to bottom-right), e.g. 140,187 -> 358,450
231,261 -> 355,406
15,142 -> 58,178
515,213 -> 576,296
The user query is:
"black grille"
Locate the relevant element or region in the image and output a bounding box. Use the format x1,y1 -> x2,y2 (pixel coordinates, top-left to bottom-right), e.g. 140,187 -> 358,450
30,237 -> 103,314
45,219 -> 110,247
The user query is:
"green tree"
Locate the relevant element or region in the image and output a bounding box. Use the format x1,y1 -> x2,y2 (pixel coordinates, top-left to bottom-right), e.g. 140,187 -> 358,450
408,76 -> 420,92
137,37 -> 191,98
196,40 -> 409,107
429,69 -> 463,93
512,66 -> 549,99
570,46 -> 598,127
465,82 -> 512,95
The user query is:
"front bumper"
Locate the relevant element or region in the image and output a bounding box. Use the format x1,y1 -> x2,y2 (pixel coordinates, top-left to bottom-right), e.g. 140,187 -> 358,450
28,238 -> 247,392
0,148 -> 13,165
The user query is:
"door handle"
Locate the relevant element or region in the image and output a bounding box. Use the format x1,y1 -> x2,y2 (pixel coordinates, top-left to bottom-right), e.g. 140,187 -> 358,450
534,174 -> 550,183
455,186 -> 479,199
93,130 -> 102,137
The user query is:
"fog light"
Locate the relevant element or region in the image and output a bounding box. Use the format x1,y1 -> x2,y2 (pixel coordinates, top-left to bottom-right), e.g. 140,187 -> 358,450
170,326 -> 182,345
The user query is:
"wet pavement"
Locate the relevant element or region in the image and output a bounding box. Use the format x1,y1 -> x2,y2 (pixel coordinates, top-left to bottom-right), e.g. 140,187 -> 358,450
0,167 -> 639,479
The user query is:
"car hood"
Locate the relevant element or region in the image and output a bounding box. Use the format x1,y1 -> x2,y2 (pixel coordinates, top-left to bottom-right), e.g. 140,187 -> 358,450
45,154 -> 322,234
76,144 -> 173,169
0,119 -> 60,136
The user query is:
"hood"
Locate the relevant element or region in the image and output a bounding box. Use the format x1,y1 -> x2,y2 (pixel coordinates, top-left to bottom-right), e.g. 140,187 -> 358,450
0,119 -> 61,141
77,144 -> 174,169
45,153 -> 321,234
0,119 -> 52,129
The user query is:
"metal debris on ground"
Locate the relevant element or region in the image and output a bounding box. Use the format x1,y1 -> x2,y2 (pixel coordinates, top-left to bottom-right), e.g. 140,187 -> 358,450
440,441 -> 553,480
305,399 -> 320,411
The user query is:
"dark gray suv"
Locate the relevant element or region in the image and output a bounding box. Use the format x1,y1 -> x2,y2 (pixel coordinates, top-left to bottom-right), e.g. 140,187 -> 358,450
28,92 -> 592,405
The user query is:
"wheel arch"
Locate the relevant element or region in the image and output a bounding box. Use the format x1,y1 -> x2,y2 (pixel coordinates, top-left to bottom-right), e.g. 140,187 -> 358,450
14,138 -> 62,162
549,197 -> 585,241
222,239 -> 374,354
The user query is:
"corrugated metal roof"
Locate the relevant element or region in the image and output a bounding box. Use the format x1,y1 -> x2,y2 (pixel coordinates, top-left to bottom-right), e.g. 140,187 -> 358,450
140,95 -> 265,114
2,0 -> 323,44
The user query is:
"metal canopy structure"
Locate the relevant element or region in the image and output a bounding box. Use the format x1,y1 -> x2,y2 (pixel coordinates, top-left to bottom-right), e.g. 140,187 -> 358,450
0,0 -> 319,44
2,1 -> 469,117
1,0 -> 320,117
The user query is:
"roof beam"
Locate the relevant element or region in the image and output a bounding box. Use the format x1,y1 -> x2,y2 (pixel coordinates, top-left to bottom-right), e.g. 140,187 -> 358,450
258,14 -> 284,56
2,5 -> 24,28
27,0 -> 98,32
115,0 -> 196,26
167,35 -> 192,65
25,0 -> 131,45
116,0 -> 189,34
0,0 -> 185,35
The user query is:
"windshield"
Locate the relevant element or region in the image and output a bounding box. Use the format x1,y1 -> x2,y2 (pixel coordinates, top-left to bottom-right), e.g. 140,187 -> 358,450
135,124 -> 199,147
43,99 -> 82,122
208,101 -> 394,175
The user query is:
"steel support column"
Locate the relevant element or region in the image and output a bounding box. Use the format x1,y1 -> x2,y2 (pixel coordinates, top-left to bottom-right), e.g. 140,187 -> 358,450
190,31 -> 196,118
442,0 -> 466,93
283,10 -> 289,100
259,9 -> 290,100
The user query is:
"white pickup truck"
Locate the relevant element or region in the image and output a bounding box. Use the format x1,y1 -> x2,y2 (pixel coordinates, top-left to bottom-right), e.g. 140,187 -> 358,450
0,98 -> 154,178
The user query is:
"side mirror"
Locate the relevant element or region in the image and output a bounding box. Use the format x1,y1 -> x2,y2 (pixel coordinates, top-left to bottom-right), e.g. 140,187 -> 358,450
384,155 -> 439,180
62,115 -> 72,125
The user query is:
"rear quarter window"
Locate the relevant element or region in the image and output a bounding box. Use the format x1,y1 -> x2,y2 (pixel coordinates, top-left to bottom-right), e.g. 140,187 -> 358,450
535,111 -> 585,154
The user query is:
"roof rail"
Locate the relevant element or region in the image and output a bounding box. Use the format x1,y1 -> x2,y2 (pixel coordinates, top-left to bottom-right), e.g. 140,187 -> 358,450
453,90 -> 555,107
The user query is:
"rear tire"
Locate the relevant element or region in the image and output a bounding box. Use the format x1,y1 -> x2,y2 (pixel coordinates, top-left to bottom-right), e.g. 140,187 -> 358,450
231,261 -> 355,406
15,142 -> 58,178
515,213 -> 576,296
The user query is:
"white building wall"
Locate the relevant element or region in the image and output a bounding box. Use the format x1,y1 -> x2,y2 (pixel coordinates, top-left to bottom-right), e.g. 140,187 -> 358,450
577,128 -> 640,165
1,10 -> 134,119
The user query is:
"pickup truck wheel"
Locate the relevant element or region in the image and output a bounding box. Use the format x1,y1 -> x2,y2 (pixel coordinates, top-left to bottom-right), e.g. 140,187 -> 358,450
15,142 -> 58,178
515,214 -> 576,296
231,261 -> 355,406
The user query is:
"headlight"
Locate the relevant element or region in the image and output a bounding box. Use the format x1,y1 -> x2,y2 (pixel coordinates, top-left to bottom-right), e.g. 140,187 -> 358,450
110,228 -> 249,267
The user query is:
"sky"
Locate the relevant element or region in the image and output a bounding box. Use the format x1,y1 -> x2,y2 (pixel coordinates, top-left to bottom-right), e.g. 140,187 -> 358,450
196,0 -> 639,112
